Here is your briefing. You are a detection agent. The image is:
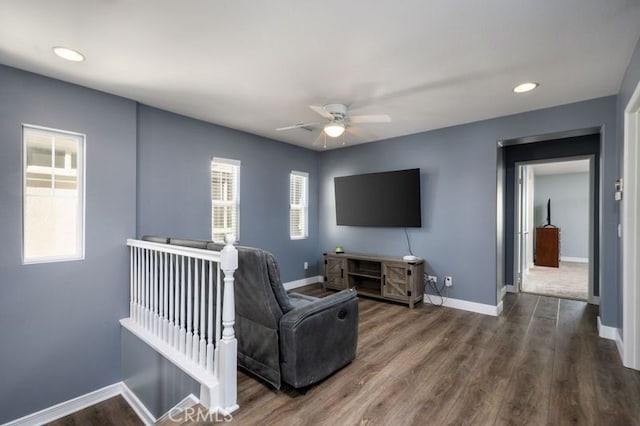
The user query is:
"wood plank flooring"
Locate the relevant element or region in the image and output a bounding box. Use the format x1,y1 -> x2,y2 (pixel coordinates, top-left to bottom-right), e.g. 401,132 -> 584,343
47,395 -> 142,426
53,284 -> 640,425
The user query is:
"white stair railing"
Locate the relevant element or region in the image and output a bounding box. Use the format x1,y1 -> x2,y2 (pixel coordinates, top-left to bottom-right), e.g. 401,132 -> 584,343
121,235 -> 239,415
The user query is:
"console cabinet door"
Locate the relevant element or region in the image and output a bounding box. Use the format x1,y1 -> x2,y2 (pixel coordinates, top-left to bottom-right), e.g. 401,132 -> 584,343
382,263 -> 410,301
325,257 -> 347,290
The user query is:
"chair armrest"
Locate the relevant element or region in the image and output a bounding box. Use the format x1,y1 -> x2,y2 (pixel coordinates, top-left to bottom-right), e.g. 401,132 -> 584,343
280,289 -> 357,328
279,289 -> 358,388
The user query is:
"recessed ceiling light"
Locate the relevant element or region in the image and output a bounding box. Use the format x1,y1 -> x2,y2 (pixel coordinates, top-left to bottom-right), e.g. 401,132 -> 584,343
52,47 -> 85,62
513,82 -> 539,93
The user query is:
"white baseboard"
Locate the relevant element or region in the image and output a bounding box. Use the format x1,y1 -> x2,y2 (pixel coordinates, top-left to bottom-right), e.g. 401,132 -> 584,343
283,275 -> 323,290
561,256 -> 589,263
597,316 -> 618,341
423,295 -> 502,317
505,284 -> 517,293
4,382 -> 122,426
500,286 -> 507,299
616,329 -> 624,362
4,381 -> 185,426
120,382 -> 156,426
155,394 -> 199,424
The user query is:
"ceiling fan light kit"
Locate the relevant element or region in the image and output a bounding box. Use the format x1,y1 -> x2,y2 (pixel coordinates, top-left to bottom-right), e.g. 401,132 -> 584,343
324,122 -> 346,138
276,103 -> 392,147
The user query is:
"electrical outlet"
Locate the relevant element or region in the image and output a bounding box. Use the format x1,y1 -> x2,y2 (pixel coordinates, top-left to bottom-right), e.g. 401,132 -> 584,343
304,262 -> 308,270
428,275 -> 437,284
445,276 -> 453,287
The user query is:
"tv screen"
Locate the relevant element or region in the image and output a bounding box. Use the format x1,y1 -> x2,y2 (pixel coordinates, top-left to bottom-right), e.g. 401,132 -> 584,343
334,168 -> 422,227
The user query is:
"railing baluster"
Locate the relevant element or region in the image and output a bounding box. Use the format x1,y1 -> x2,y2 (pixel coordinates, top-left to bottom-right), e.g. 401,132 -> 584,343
174,255 -> 181,349
153,251 -> 158,335
146,248 -> 151,330
187,258 -> 193,359
136,247 -> 143,325
130,247 -> 134,319
199,260 -> 207,367
157,251 -> 161,336
216,263 -> 222,343
164,252 -> 169,340
192,259 -> 200,363
180,255 -> 186,354
168,253 -> 174,347
207,260 -> 214,373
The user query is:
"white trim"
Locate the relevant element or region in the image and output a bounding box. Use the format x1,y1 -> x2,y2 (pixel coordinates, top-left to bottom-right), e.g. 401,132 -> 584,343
120,318 -> 218,388
155,394 -> 199,424
212,157 -> 241,167
623,78 -> 640,370
506,284 -> 517,293
560,256 -> 589,263
21,124 -> 86,265
423,295 -> 502,317
1,382 -> 203,426
598,316 -> 618,341
500,285 -> 507,299
120,382 -> 156,426
283,275 -> 323,290
3,383 -> 121,426
617,329 -> 625,362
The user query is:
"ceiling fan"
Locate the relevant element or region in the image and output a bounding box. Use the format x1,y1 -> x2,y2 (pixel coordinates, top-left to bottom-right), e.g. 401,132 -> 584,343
276,104 -> 391,144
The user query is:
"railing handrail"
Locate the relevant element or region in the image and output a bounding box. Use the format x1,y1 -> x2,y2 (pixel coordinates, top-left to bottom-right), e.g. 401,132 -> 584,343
127,238 -> 222,262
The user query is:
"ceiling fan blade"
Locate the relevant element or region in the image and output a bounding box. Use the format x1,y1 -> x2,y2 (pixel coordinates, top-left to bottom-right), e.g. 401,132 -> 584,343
311,131 -> 325,146
276,122 -> 319,131
309,105 -> 335,120
349,114 -> 392,124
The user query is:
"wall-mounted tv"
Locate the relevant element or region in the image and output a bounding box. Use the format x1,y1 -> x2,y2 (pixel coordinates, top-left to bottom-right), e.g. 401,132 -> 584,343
334,168 -> 422,227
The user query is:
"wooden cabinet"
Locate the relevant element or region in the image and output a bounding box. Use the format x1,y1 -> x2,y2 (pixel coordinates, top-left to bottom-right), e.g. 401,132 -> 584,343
324,253 -> 424,308
535,227 -> 560,267
325,256 -> 347,290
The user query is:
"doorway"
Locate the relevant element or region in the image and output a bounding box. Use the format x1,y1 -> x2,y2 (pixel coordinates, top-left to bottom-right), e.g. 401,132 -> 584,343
515,158 -> 593,301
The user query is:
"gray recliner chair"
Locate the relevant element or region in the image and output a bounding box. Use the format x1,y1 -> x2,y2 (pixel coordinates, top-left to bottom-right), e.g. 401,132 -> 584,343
209,242 -> 359,389
148,236 -> 359,389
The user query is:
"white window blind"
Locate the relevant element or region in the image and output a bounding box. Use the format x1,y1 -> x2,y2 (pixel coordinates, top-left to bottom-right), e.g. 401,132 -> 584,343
290,171 -> 308,240
211,157 -> 240,243
23,125 -> 85,263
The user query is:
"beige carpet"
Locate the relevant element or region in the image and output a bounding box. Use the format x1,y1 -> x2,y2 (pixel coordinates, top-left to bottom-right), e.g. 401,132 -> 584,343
522,261 -> 588,300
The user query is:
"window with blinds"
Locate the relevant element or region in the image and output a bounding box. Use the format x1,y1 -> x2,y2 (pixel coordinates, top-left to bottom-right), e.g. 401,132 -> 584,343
211,158 -> 240,243
290,171 -> 308,240
23,125 -> 85,263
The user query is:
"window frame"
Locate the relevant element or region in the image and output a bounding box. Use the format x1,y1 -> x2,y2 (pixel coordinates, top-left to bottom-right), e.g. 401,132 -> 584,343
22,124 -> 86,264
211,157 -> 241,244
290,170 -> 309,240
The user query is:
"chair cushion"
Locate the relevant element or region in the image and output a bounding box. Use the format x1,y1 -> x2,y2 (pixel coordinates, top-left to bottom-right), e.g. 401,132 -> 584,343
264,251 -> 294,313
288,292 -> 318,310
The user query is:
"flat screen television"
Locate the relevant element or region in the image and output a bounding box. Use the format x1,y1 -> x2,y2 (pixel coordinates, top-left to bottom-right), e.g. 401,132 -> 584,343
334,168 -> 422,227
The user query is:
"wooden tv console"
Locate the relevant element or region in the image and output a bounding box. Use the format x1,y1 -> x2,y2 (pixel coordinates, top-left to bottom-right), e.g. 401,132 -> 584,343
323,252 -> 424,308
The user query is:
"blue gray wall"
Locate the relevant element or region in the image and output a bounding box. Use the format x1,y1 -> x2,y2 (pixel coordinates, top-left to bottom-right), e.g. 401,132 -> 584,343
121,329 -> 199,419
0,65 -> 137,423
534,172 -> 590,259
319,96 -> 617,315
136,105 -> 319,282
617,36 -> 640,328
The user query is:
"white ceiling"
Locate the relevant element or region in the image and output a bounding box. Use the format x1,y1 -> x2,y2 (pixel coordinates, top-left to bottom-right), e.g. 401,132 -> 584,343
531,159 -> 590,175
1,1 -> 639,151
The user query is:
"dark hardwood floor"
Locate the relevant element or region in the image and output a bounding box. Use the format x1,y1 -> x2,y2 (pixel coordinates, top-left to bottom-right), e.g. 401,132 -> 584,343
53,284 -> 640,425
